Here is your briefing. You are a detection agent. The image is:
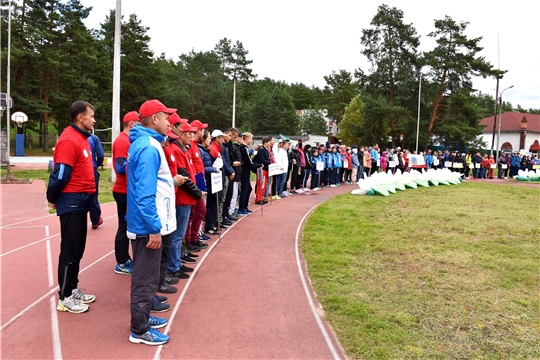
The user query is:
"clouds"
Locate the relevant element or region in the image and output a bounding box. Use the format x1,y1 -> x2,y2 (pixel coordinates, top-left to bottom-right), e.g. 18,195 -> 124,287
83,0 -> 539,109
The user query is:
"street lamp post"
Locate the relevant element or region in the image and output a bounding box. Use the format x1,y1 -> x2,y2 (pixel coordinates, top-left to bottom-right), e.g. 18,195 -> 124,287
495,85 -> 514,158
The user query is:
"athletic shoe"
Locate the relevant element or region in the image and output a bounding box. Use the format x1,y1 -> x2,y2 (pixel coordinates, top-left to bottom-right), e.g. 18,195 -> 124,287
180,265 -> 194,273
155,295 -> 168,303
219,223 -> 229,229
151,297 -> 171,313
205,228 -> 219,235
158,283 -> 178,293
254,200 -> 267,205
115,259 -> 133,275
186,243 -> 202,252
181,255 -> 196,264
243,208 -> 253,213
129,328 -> 169,346
91,217 -> 103,230
228,214 -> 238,221
222,218 -> 232,226
148,315 -> 168,329
167,270 -> 189,279
71,288 -> 95,304
303,188 -> 309,192
164,275 -> 179,284
57,294 -> 89,314
198,233 -> 211,241
186,251 -> 199,258
237,210 -> 247,215
195,240 -> 208,247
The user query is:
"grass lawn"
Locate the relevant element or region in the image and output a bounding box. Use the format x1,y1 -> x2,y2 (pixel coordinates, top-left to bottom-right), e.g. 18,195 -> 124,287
302,182 -> 539,359
0,168 -> 115,212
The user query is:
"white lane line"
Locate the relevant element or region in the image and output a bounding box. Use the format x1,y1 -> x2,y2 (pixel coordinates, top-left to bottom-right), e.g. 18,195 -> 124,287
46,225 -> 49,238
295,204 -> 342,360
1,250 -> 114,331
0,215 -> 117,257
152,218 -> 241,360
0,234 -> 59,257
0,213 -> 55,229
46,240 -> 54,287
49,296 -> 63,360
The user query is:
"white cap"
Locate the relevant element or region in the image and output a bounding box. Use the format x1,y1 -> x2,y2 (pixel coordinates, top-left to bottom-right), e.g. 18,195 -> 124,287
211,129 -> 225,138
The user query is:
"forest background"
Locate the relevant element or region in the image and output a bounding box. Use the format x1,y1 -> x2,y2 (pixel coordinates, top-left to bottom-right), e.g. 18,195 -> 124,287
1,1 -> 538,153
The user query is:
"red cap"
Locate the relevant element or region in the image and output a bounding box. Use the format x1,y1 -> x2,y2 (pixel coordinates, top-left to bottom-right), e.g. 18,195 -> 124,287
166,130 -> 179,139
123,111 -> 139,123
190,119 -> 208,130
168,113 -> 182,125
138,99 -> 176,119
180,122 -> 198,132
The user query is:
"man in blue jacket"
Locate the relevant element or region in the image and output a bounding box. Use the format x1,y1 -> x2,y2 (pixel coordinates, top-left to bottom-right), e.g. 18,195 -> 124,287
126,99 -> 187,346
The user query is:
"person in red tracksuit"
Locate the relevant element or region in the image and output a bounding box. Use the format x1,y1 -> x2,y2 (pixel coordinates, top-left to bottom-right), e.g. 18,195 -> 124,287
47,100 -> 97,314
112,111 -> 140,276
185,120 -> 209,251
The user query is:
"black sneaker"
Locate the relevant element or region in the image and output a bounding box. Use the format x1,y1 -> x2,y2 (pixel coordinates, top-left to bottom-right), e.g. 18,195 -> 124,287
158,283 -> 178,293
186,243 -> 202,252
195,241 -> 208,248
164,275 -> 179,284
181,256 -> 196,264
222,218 -> 232,226
167,270 -> 190,279
186,251 -> 199,258
151,297 -> 171,312
155,295 -> 168,303
205,228 -> 219,235
219,224 -> 228,229
180,265 -> 194,273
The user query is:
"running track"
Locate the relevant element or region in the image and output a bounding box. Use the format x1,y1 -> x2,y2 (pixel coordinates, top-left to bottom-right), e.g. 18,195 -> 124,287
1,179 -> 349,359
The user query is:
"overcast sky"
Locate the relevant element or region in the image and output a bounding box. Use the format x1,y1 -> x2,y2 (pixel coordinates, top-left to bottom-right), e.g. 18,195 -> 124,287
81,0 -> 539,110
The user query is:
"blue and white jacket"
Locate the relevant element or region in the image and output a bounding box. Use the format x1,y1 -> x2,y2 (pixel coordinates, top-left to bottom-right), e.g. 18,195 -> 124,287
126,125 -> 176,238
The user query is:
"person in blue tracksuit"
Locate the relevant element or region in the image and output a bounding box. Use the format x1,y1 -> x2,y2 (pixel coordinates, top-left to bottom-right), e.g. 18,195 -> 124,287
126,99 -> 186,346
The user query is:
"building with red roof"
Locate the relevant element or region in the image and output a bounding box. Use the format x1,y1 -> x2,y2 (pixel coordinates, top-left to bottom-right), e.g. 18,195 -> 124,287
479,112 -> 540,153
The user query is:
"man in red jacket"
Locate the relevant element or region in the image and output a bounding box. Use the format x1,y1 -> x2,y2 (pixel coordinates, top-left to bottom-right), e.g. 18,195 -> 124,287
185,120 -> 210,251
47,100 -> 97,314
112,111 -> 139,275
165,115 -> 204,282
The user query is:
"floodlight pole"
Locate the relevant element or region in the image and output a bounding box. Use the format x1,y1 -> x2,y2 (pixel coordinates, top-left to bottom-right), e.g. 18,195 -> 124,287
415,74 -> 421,154
495,85 -> 514,158
111,0 -> 122,182
5,0 -> 12,178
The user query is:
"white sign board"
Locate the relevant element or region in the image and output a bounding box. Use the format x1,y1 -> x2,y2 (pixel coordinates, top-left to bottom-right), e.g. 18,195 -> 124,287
409,155 -> 425,167
210,172 -> 222,194
316,161 -> 324,171
268,163 -> 281,177
389,161 -> 396,168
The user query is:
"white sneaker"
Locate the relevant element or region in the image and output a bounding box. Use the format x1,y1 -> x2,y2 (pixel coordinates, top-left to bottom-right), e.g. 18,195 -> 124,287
71,288 -> 96,304
303,188 -> 309,192
57,294 -> 89,313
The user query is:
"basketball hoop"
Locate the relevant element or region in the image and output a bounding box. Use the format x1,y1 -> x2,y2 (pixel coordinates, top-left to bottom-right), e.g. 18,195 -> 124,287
11,111 -> 28,128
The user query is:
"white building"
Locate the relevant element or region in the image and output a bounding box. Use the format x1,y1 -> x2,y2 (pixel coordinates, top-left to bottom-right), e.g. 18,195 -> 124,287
479,112 -> 540,153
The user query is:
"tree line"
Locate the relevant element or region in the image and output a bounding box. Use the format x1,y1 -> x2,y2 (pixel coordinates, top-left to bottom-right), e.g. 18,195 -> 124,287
0,1 -> 536,152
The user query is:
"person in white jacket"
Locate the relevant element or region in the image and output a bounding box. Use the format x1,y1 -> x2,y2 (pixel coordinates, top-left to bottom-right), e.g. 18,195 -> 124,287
276,140 -> 290,197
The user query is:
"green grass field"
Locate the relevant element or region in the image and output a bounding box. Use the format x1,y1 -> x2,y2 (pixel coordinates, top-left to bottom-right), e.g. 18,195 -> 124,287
302,182 -> 539,359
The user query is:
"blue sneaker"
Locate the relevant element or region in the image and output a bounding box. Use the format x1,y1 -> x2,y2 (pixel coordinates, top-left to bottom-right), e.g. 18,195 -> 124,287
151,297 -> 171,312
148,315 -> 168,329
199,233 -> 211,241
115,259 -> 133,275
236,210 -> 247,215
129,327 -> 169,345
243,208 -> 253,213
